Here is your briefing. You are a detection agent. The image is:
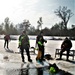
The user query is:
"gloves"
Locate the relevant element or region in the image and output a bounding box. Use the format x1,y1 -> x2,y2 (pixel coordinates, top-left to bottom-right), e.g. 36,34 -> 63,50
18,45 -> 21,48
45,40 -> 47,43
27,44 -> 30,48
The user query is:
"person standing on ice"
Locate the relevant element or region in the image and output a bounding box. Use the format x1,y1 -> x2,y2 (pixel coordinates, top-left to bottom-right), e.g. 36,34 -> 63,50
18,30 -> 32,63
4,34 -> 11,49
36,31 -> 47,62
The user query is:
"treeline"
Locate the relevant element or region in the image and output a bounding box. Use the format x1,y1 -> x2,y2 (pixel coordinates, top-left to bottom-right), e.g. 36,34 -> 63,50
29,23 -> 75,37
0,17 -> 18,35
0,17 -> 75,37
0,6 -> 75,37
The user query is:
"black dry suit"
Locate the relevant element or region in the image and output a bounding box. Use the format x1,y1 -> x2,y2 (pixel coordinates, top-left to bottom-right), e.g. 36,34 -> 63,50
60,38 -> 72,60
19,34 -> 32,62
36,34 -> 47,61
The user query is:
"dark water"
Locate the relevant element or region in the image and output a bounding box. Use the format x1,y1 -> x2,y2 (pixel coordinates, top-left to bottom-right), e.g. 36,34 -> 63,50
19,68 -> 49,75
5,68 -> 73,75
3,66 -> 73,75
5,68 -> 49,75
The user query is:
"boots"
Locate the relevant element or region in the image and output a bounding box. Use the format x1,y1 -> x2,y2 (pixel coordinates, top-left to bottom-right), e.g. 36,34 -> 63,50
28,59 -> 32,62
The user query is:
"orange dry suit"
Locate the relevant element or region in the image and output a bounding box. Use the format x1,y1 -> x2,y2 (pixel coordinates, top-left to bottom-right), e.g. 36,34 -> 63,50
36,34 -> 47,61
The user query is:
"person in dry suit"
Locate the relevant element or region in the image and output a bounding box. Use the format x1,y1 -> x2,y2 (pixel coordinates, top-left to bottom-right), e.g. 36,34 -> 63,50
60,37 -> 72,61
18,31 -> 32,63
36,31 -> 47,62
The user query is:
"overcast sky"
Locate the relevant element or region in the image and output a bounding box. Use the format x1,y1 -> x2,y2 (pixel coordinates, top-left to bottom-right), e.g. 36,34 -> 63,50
0,0 -> 75,28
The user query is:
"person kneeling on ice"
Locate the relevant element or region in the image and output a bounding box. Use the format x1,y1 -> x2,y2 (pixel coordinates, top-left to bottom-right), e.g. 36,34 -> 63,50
59,37 -> 72,61
35,31 -> 47,63
18,30 -> 32,63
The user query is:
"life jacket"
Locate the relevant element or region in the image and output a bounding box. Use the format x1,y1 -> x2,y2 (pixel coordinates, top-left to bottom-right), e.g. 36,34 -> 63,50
19,34 -> 30,46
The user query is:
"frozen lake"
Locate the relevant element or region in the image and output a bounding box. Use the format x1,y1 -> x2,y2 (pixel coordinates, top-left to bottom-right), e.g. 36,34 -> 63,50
0,35 -> 75,75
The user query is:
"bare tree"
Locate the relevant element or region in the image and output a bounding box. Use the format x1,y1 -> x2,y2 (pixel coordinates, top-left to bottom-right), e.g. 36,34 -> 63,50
54,6 -> 73,30
72,24 -> 75,27
37,17 -> 43,30
4,17 -> 10,34
23,19 -> 31,31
